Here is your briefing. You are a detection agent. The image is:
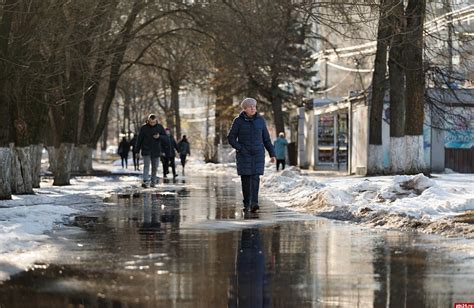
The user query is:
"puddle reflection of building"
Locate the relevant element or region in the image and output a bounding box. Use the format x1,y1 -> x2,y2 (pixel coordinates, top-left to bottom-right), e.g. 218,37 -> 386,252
228,228 -> 271,307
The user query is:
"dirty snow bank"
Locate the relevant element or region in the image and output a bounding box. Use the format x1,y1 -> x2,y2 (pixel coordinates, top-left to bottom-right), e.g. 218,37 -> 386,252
261,167 -> 474,238
0,176 -> 139,282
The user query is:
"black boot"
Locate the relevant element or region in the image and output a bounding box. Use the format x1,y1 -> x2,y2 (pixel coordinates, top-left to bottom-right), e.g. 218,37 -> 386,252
250,204 -> 259,213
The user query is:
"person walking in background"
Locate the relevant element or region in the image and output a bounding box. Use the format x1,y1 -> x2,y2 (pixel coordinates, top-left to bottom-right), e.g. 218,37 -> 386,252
274,132 -> 288,171
117,137 -> 130,169
177,135 -> 191,176
227,97 -> 276,213
135,114 -> 166,188
161,128 -> 179,178
129,133 -> 139,171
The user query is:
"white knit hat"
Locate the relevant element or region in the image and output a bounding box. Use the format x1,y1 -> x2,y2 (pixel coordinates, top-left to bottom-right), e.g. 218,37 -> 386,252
241,97 -> 257,109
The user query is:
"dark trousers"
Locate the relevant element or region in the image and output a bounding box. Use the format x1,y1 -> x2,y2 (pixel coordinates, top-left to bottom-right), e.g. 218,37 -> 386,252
241,175 -> 260,207
276,159 -> 285,171
163,156 -> 176,176
132,152 -> 139,170
180,154 -> 187,175
180,154 -> 187,168
120,154 -> 128,169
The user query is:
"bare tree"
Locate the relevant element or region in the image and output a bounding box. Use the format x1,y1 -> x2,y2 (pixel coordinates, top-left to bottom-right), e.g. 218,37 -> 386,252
404,0 -> 427,174
139,28 -> 208,138
74,2 -> 191,173
0,0 -> 15,199
194,0 -> 318,135
368,0 -> 390,175
2,1 -> 65,191
388,0 -> 407,173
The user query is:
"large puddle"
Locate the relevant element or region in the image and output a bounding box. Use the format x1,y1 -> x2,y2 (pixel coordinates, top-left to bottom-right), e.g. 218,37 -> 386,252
1,175 -> 473,307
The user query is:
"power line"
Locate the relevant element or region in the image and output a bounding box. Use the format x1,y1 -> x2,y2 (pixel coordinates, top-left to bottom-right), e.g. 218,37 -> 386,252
326,61 -> 374,73
312,5 -> 474,62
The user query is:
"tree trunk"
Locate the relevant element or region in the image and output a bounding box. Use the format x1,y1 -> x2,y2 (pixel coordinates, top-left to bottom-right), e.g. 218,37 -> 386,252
389,137 -> 405,174
213,72 -> 233,162
75,144 -> 94,174
50,97 -> 81,183
79,61 -> 102,145
47,146 -> 57,174
70,147 -> 93,174
53,143 -> 75,186
404,0 -> 426,173
165,110 -> 175,129
77,1 -> 116,156
405,135 -> 425,174
0,0 -> 15,199
0,0 -> 15,144
368,0 -> 390,175
367,144 -> 384,175
91,1 -> 143,146
124,101 -> 130,137
171,81 -> 181,139
10,144 -> 34,194
71,147 -> 80,173
271,82 -> 285,136
0,147 -> 12,200
388,0 -> 406,173
30,144 -> 43,188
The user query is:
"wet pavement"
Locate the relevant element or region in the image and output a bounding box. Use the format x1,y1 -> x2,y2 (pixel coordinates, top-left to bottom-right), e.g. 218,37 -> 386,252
1,175 -> 474,307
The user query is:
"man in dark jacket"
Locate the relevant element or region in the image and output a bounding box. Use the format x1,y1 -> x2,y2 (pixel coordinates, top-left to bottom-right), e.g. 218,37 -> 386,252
135,114 -> 166,187
227,98 -> 276,213
161,128 -> 179,178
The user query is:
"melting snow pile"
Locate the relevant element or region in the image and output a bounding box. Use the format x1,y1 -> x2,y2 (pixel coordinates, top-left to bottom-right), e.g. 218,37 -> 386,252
261,168 -> 474,238
262,166 -> 325,205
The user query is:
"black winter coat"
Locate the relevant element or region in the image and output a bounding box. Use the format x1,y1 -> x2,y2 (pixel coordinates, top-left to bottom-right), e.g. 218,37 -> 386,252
135,123 -> 166,157
118,140 -> 130,157
161,134 -> 179,158
178,140 -> 190,156
227,111 -> 275,175
129,136 -> 137,152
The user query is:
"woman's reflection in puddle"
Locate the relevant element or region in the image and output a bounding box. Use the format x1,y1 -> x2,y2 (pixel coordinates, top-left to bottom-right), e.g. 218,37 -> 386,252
229,228 -> 271,307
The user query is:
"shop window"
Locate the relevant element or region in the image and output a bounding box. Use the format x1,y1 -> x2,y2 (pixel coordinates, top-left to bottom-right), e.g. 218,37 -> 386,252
318,115 -> 334,146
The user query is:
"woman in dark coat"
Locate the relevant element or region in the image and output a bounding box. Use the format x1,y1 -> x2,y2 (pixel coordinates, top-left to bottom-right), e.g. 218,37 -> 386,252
160,128 -> 179,178
177,135 -> 191,176
117,137 -> 130,169
227,97 -> 276,212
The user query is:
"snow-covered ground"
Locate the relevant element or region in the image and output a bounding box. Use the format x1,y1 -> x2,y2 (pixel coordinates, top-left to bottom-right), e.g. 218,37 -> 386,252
259,165 -> 474,238
1,157 -> 473,282
0,174 -> 140,282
